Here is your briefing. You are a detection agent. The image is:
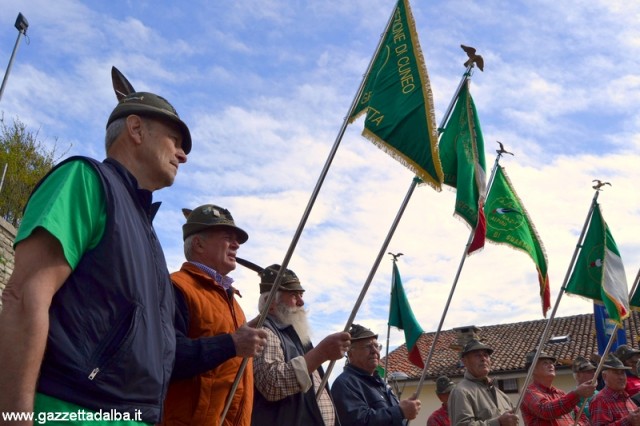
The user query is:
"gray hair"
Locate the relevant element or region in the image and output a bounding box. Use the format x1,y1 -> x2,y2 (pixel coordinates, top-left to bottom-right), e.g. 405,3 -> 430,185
105,117 -> 126,152
184,233 -> 199,260
258,291 -> 283,312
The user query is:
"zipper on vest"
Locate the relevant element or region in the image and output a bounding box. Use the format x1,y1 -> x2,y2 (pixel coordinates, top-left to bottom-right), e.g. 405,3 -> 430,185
88,367 -> 100,380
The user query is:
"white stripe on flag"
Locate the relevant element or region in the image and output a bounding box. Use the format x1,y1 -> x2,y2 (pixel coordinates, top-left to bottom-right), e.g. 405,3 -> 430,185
603,247 -> 629,316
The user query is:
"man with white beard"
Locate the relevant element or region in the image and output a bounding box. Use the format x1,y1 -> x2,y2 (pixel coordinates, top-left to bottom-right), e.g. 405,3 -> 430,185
251,264 -> 351,426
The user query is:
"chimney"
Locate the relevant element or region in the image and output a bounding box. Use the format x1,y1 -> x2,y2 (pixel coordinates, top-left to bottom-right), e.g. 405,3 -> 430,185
450,325 -> 481,352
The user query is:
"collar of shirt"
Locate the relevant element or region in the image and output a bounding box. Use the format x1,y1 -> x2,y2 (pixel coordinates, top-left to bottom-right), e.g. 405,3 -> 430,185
190,261 -> 234,289
464,371 -> 495,387
531,381 -> 559,394
104,157 -> 158,220
603,386 -> 630,400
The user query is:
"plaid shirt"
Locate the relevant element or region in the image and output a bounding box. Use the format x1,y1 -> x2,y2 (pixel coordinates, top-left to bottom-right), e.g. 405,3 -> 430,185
427,403 -> 450,426
253,326 -> 335,426
521,382 -> 587,426
590,386 -> 637,426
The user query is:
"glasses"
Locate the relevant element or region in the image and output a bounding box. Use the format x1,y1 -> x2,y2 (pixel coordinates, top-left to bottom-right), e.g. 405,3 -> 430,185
353,343 -> 383,352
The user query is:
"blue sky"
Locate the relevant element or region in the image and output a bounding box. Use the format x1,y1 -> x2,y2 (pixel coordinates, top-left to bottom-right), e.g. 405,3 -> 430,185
2,0 -> 639,363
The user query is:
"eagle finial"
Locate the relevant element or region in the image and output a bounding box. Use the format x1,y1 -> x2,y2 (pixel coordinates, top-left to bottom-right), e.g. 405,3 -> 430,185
461,45 -> 484,71
496,141 -> 514,156
592,179 -> 611,190
388,252 -> 404,262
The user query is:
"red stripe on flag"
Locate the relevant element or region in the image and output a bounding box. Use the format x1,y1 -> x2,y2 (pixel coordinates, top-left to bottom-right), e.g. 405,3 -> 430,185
408,345 -> 424,369
468,208 -> 486,254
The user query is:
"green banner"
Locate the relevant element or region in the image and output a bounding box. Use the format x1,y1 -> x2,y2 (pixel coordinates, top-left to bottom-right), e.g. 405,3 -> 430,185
349,0 -> 442,189
485,166 -> 550,316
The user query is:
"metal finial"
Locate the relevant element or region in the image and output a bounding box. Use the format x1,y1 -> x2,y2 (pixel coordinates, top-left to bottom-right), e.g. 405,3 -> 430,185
592,179 -> 611,191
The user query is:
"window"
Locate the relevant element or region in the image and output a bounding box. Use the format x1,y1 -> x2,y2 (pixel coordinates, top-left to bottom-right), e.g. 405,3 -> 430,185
548,335 -> 570,344
497,378 -> 519,394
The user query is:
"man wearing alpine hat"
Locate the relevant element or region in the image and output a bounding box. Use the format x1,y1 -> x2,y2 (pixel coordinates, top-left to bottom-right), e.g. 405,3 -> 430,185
521,350 -> 593,425
614,345 -> 640,399
572,356 -> 599,419
428,376 -> 456,426
332,323 -> 421,425
0,84 -> 192,424
251,264 -> 350,426
589,354 -> 640,426
448,339 -> 518,426
163,204 -> 267,426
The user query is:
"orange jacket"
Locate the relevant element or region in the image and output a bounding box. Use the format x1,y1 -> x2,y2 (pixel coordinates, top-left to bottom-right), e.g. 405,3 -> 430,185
163,263 -> 253,426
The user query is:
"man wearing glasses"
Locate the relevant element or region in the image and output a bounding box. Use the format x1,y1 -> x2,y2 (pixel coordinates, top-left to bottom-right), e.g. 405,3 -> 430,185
521,350 -> 594,425
331,324 -> 421,425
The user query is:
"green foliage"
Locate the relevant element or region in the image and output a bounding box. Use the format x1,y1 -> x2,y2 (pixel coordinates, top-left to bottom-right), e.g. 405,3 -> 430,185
0,115 -> 65,227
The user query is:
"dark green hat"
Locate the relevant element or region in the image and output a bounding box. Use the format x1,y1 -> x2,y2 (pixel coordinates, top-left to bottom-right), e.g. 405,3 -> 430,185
461,339 -> 493,357
614,345 -> 640,363
182,204 -> 248,243
349,324 -> 378,342
435,376 -> 455,394
107,91 -> 192,154
572,356 -> 596,373
525,350 -> 556,370
602,354 -> 632,370
259,264 -> 305,293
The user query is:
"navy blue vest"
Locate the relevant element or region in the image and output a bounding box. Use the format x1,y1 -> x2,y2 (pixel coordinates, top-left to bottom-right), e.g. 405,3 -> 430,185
35,157 -> 175,423
252,316 -> 328,426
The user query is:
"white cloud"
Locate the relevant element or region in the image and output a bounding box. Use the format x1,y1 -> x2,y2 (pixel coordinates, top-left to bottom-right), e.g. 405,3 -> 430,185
2,0 -> 639,365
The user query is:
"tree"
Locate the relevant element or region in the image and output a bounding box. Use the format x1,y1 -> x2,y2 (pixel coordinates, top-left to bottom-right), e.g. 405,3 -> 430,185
0,115 -> 66,227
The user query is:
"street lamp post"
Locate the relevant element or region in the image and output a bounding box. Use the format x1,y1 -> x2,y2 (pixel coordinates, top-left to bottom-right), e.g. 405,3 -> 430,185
388,371 -> 409,399
0,12 -> 29,103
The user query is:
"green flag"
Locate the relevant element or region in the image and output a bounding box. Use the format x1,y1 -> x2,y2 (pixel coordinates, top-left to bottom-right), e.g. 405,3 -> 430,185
439,79 -> 487,253
349,0 -> 443,189
389,262 -> 424,368
485,166 -> 550,316
566,203 -> 629,325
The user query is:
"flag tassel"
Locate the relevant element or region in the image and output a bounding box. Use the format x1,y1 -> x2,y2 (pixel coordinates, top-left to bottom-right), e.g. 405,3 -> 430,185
512,189 -> 601,416
316,47 -> 482,399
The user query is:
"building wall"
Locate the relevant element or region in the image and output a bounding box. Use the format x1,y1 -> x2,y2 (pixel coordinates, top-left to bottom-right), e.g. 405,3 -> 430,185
402,370 -> 577,425
0,216 -> 16,308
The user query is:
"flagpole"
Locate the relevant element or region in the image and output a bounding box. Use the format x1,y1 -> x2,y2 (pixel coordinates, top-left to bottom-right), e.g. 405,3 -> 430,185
512,188 -> 601,414
218,6 -> 399,425
315,60 -> 479,399
438,66 -> 473,132
572,267 -> 640,424
411,149 -> 503,400
316,176 -> 421,398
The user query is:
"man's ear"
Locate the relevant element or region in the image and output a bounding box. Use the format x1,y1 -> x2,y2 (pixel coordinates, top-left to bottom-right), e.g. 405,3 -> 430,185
193,234 -> 206,253
126,115 -> 145,145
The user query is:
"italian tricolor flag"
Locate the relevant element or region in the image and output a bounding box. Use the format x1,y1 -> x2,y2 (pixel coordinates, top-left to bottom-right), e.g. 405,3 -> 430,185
389,262 -> 425,368
566,203 -> 629,325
